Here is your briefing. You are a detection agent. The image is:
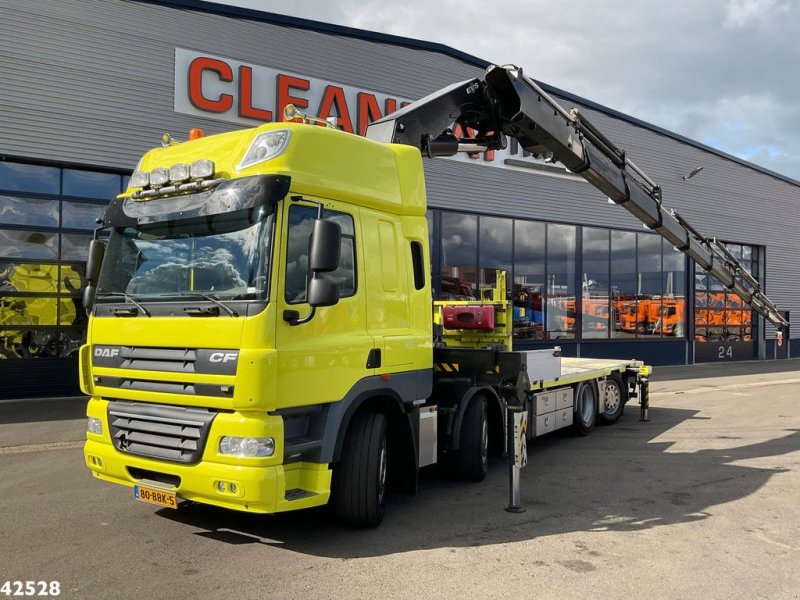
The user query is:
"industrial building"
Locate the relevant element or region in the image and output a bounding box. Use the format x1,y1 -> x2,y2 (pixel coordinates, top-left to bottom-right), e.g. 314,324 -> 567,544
2,0 -> 798,398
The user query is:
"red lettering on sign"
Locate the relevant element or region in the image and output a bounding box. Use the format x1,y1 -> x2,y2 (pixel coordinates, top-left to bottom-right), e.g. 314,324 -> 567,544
357,93 -> 382,136
188,57 -> 234,113
238,66 -> 273,121
318,85 -> 354,133
277,74 -> 310,121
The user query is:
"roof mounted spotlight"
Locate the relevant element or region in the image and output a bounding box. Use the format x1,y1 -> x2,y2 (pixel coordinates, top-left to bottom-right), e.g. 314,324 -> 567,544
683,166 -> 704,181
283,104 -> 338,129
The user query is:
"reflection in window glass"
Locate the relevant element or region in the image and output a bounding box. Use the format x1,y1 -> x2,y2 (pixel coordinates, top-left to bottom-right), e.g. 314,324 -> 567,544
637,233 -> 662,338
0,196 -> 59,227
660,243 -> 686,337
0,327 -> 83,359
694,242 -> 756,342
62,201 -> 105,230
0,262 -> 79,294
582,228 -> 609,339
0,162 -> 60,195
546,223 -> 575,339
441,212 -> 477,299
63,170 -> 121,200
513,220 -> 545,340
478,216 -> 511,297
0,229 -> 58,259
284,206 -> 356,303
61,234 -> 92,261
611,230 -> 636,339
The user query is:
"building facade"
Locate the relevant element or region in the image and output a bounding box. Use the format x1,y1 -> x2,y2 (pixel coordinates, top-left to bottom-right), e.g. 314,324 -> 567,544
2,0 -> 798,398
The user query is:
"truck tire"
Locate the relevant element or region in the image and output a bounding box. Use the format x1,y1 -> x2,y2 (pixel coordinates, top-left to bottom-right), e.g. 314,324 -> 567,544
455,395 -> 489,481
599,373 -> 627,425
332,411 -> 388,528
572,381 -> 598,436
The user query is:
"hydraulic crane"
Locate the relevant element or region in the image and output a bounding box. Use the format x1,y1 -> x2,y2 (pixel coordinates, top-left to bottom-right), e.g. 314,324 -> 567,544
365,64 -> 788,333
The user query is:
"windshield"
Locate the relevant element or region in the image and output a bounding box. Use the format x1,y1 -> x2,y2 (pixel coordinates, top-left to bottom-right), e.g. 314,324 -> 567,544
96,206 -> 273,303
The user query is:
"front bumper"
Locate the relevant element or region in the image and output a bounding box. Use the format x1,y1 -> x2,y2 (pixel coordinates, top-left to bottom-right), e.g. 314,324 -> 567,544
84,398 -> 331,514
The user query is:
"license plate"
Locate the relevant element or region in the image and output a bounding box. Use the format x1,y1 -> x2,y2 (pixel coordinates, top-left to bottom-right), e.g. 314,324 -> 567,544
134,484 -> 178,509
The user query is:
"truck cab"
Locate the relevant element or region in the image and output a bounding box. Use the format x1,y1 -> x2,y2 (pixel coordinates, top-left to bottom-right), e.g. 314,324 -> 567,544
83,122 -> 432,522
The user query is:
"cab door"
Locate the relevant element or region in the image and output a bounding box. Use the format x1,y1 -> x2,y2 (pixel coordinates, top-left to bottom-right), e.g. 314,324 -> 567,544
274,199 -> 374,409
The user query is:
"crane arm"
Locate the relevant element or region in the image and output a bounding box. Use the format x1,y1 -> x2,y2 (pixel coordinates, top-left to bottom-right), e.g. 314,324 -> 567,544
365,65 -> 788,332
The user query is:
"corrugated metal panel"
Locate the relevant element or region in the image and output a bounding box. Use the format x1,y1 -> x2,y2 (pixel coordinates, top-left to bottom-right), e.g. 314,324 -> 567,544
2,0 -> 799,336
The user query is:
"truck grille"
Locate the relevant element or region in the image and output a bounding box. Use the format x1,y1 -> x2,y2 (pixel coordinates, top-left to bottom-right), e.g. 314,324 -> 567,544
107,400 -> 216,464
91,345 -> 239,398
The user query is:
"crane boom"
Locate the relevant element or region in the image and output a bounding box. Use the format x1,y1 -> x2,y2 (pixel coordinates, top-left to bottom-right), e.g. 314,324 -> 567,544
365,64 -> 788,332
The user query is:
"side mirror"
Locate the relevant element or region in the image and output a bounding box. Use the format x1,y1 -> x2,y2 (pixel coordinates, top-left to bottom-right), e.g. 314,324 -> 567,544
308,219 -> 341,273
308,277 -> 340,307
83,239 -> 107,313
85,239 -> 106,283
83,284 -> 97,313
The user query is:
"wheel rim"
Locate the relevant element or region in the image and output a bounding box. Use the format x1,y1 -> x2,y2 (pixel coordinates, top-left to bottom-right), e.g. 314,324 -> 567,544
604,382 -> 621,413
377,438 -> 387,505
579,386 -> 594,425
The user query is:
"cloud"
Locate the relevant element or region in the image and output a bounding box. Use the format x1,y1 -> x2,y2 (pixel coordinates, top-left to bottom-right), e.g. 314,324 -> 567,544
723,0 -> 791,28
216,0 -> 800,181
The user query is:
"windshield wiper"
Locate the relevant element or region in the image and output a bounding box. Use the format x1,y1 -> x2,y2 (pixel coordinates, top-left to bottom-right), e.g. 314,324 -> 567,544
178,292 -> 240,317
97,292 -> 151,317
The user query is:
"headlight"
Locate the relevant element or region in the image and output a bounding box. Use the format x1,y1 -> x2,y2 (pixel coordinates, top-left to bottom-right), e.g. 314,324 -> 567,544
87,417 -> 103,435
238,130 -> 291,170
219,436 -> 275,458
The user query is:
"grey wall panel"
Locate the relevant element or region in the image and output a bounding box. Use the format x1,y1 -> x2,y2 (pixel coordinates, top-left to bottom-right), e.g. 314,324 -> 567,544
2,0 -> 799,335
1,0 -> 483,171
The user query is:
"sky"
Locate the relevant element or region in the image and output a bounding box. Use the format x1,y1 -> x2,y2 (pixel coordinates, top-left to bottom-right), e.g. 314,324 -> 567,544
212,0 -> 800,182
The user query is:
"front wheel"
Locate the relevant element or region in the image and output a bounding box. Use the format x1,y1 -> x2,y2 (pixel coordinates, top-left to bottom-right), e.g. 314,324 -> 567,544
572,381 -> 598,436
332,411 -> 388,527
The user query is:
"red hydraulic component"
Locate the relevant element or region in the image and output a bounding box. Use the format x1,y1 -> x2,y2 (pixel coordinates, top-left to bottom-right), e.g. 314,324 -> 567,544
442,305 -> 495,331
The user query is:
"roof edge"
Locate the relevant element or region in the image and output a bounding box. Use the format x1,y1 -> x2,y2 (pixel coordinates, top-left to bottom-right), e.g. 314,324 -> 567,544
144,0 -> 799,187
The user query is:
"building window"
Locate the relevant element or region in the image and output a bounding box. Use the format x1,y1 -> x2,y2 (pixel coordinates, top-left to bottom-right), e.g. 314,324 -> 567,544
62,169 -> 122,200
441,212 -> 477,299
479,216 -> 512,295
0,161 -> 124,359
582,228 -> 610,339
0,195 -> 60,227
0,162 -> 60,195
512,220 -> 545,340
694,243 -> 755,342
546,223 -> 576,340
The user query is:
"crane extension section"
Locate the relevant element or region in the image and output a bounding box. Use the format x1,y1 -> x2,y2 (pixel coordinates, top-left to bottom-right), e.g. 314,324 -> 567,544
365,65 -> 788,333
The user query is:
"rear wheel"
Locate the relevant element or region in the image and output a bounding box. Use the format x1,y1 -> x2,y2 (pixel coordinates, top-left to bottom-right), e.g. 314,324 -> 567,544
572,381 -> 598,436
599,374 -> 627,425
332,411 -> 388,527
455,395 -> 489,481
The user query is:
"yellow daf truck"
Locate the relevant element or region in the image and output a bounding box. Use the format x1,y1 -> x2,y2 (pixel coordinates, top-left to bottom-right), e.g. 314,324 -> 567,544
82,65 -> 786,526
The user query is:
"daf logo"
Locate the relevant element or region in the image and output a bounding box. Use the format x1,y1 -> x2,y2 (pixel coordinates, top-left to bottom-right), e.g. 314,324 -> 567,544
94,347 -> 120,358
209,352 -> 238,364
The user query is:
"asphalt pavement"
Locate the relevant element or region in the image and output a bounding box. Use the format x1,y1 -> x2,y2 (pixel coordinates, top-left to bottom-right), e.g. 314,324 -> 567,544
1,360 -> 799,599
